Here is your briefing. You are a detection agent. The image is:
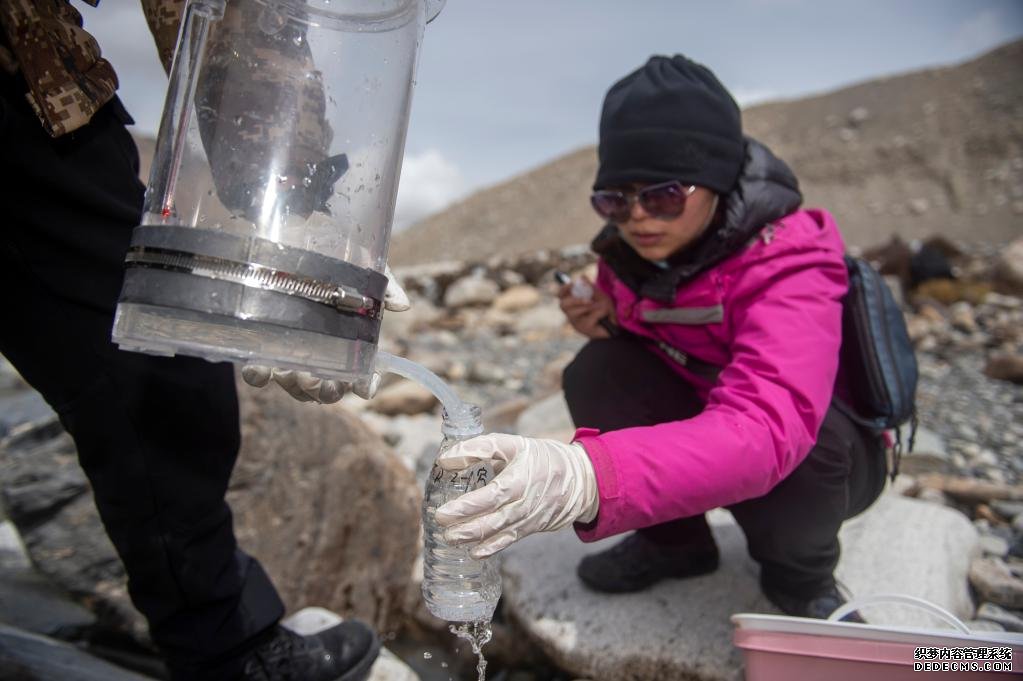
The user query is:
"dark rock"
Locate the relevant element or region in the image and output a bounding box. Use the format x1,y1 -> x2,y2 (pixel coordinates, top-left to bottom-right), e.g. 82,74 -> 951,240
969,557 -> 1023,609
0,623 -> 152,680
977,602 -> 1023,632
910,243 -> 954,287
1011,534 -> 1023,559
863,236 -> 913,291
3,467 -> 88,525
991,500 -> 1023,520
920,235 -> 965,260
0,568 -> 96,640
0,391 -> 55,440
996,237 -> 1023,294
0,422 -> 147,645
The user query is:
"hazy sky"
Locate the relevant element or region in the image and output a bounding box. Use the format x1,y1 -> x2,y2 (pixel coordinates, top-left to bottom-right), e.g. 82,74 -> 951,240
73,0 -> 1023,229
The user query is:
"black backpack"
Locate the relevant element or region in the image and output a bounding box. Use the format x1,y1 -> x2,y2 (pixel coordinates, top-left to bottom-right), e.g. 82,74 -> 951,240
833,255 -> 919,478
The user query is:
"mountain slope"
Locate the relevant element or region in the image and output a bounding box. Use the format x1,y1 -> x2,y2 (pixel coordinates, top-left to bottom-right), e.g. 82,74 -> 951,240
391,40 -> 1023,265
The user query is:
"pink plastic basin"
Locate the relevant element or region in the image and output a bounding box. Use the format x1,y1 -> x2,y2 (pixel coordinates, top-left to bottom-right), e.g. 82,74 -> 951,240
732,613 -> 1023,680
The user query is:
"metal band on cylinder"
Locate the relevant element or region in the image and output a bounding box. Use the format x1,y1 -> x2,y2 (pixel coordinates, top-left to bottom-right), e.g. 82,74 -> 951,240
120,225 -> 386,342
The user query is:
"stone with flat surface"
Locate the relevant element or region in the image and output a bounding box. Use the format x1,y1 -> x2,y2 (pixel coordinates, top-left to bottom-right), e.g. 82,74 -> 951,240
835,494 -> 977,627
500,494 -> 978,681
500,512 -> 763,681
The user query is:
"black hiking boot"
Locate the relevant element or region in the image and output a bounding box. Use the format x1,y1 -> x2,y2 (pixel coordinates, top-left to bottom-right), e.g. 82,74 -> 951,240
171,621 -> 380,681
576,531 -> 720,593
761,582 -> 866,623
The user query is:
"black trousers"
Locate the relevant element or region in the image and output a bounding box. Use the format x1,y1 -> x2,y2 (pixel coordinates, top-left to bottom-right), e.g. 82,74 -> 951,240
0,76 -> 283,666
563,337 -> 887,595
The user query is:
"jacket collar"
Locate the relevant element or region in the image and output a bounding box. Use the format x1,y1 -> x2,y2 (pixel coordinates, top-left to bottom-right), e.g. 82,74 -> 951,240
592,137 -> 803,302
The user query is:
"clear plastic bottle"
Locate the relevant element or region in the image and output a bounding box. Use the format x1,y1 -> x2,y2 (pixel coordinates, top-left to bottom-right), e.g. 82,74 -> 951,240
422,405 -> 502,622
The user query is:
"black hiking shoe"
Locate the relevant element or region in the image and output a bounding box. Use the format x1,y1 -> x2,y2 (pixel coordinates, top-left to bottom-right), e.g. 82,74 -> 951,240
576,531 -> 720,593
171,621 -> 380,681
761,582 -> 866,623
242,622 -> 380,681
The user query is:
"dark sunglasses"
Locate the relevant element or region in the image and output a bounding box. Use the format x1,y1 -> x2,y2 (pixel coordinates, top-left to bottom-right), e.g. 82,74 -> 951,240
590,180 -> 696,223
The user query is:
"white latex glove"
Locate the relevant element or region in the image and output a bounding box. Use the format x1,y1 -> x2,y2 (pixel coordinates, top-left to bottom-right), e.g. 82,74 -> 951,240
242,265 -> 409,403
380,264 -> 412,313
433,433 -> 599,558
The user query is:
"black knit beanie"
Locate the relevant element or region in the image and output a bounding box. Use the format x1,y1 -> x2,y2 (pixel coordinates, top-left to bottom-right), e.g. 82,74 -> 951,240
595,55 -> 744,194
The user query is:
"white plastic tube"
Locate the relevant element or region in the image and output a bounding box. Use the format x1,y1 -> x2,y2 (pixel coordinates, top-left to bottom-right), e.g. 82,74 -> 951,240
373,351 -> 481,437
828,593 -> 971,632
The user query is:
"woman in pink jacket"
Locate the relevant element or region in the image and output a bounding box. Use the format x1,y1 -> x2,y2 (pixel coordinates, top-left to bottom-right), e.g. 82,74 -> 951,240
435,55 -> 887,620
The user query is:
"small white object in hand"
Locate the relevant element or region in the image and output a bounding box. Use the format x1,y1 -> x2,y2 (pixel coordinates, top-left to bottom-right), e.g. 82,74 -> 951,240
570,278 -> 594,301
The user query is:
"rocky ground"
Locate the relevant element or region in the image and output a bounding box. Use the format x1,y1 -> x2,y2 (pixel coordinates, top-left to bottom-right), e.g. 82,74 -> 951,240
0,235 -> 1021,680
374,234 -> 1023,676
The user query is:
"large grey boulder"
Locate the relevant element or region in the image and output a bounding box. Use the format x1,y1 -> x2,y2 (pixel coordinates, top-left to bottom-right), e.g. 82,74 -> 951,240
0,566 -> 96,642
0,420 -> 147,644
834,493 -> 978,626
229,380 -> 422,633
500,494 -> 979,681
0,377 -> 423,644
0,517 -> 97,642
500,511 -> 759,681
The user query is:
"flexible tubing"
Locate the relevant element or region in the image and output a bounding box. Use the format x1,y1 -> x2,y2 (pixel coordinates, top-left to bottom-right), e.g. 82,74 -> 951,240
373,351 -> 480,434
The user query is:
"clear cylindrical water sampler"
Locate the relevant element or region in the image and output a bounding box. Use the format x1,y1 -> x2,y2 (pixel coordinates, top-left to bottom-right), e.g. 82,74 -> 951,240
114,0 -> 444,380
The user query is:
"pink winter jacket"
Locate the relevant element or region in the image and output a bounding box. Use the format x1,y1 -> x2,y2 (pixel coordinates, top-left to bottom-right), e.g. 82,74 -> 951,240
573,207 -> 849,542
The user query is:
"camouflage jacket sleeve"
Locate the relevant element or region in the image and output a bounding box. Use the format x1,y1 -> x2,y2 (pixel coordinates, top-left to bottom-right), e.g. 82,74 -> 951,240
0,0 -> 118,137
0,1 -> 183,137
140,0 -> 186,74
